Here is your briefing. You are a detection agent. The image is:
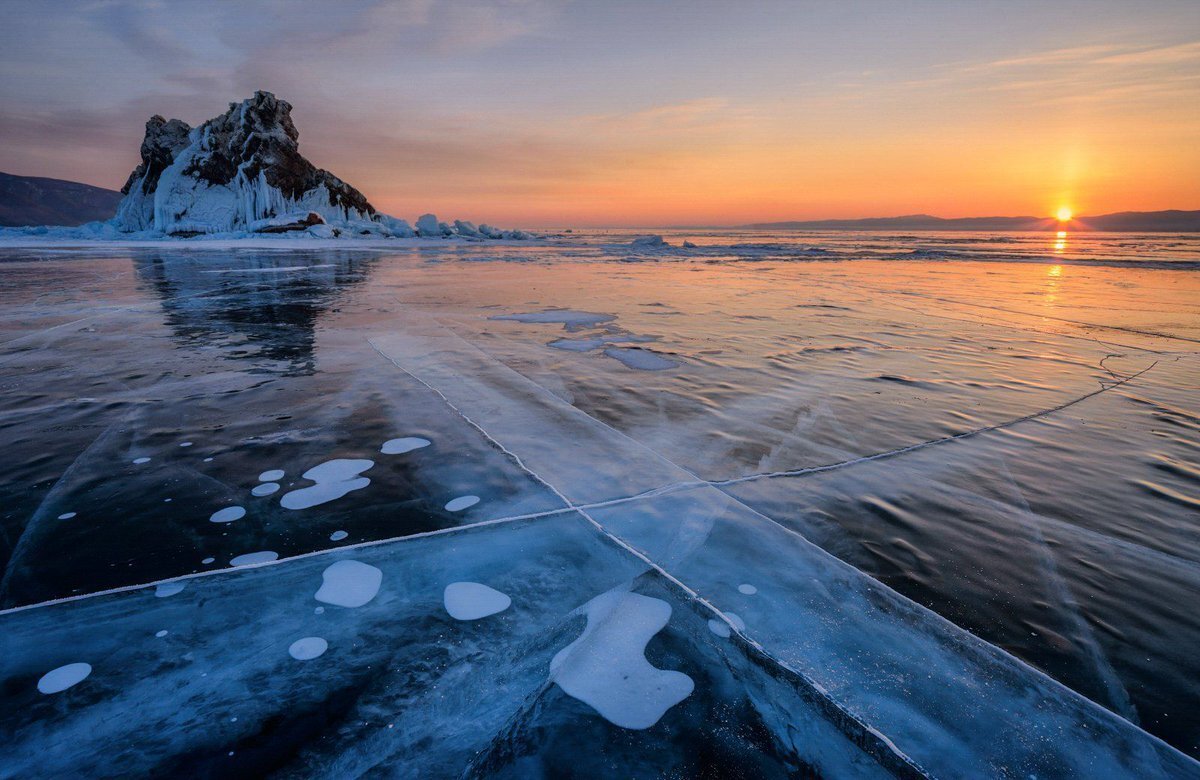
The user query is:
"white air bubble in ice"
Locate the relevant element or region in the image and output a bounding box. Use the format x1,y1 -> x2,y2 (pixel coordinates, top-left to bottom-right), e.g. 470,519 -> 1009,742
444,495 -> 479,512
251,483 -> 280,497
57,512 -> 76,520
202,557 -> 215,565
155,630 -> 168,638
738,584 -> 758,595
230,551 -> 278,566
381,437 -> 431,455
550,590 -> 694,730
209,506 -> 246,524
280,459 -> 373,510
330,530 -> 348,541
315,560 -> 382,608
288,637 -> 328,660
444,582 -> 511,620
155,582 -> 186,598
133,457 -> 151,465
259,469 -> 284,482
179,442 -> 193,448
37,663 -> 91,694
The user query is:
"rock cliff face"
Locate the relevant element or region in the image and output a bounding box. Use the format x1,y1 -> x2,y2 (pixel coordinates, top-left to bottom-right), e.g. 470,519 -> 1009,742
114,92 -> 377,234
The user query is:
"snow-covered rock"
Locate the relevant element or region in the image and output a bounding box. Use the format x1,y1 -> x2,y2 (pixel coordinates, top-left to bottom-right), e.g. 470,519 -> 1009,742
114,91 -> 376,235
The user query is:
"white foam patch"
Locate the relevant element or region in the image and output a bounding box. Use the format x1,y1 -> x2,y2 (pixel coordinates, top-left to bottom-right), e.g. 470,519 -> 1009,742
155,630 -> 168,638
259,469 -> 284,482
288,637 -> 328,660
252,483 -> 280,497
381,437 -> 431,455
57,512 -> 76,520
155,582 -> 186,598
603,347 -> 680,371
314,560 -> 382,608
37,663 -> 91,694
132,457 -> 151,465
738,583 -> 758,595
491,309 -> 616,330
444,582 -> 512,620
230,551 -> 278,566
329,530 -> 348,541
550,590 -> 695,730
444,495 -> 480,512
280,459 -> 373,510
209,506 -> 246,524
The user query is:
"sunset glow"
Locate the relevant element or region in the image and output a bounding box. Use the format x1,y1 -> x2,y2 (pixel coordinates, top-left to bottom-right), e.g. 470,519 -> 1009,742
1057,207 -> 1074,222
1,2 -> 1197,226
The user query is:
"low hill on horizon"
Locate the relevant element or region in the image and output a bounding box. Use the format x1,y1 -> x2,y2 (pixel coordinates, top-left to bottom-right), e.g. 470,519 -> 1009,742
0,171 -> 123,227
739,210 -> 1200,232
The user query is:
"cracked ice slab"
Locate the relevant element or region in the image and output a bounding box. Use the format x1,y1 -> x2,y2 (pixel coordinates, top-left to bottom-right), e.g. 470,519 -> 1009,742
370,324 -> 697,505
588,485 -> 1199,778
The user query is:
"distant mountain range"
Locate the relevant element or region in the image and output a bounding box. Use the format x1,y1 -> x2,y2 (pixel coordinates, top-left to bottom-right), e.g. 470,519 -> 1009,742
0,171 -> 123,227
739,210 -> 1200,232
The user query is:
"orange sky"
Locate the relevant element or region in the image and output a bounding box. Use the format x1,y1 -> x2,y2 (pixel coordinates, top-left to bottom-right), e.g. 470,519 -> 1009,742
2,2 -> 1198,227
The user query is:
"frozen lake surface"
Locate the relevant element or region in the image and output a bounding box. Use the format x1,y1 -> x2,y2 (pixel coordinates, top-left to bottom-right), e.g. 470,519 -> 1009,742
0,230 -> 1198,777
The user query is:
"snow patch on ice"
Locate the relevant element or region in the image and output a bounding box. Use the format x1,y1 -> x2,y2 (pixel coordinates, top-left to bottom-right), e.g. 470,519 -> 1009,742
230,551 -> 278,566
491,309 -> 616,331
38,663 -> 92,694
314,560 -> 382,608
280,459 -> 373,510
550,590 -> 694,730
604,347 -> 680,371
444,495 -> 480,512
381,437 -> 431,454
288,637 -> 328,660
208,506 -> 246,524
443,582 -> 511,620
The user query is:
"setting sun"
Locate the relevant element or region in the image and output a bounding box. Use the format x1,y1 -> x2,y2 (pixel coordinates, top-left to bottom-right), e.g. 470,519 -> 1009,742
1056,207 -> 1074,222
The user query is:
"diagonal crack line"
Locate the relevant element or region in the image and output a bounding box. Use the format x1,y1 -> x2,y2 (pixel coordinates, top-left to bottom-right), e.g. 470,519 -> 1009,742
713,360 -> 1157,488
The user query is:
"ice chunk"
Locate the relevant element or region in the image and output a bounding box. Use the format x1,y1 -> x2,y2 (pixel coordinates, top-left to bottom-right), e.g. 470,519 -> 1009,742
443,582 -> 511,620
444,495 -> 480,512
154,582 -> 186,597
380,437 -> 431,455
603,347 -> 680,371
37,663 -> 92,694
288,637 -> 328,660
208,506 -> 246,524
550,590 -> 695,730
258,469 -> 285,482
251,483 -> 280,497
230,551 -> 278,566
280,459 -> 373,510
314,560 -> 382,608
416,213 -> 442,237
